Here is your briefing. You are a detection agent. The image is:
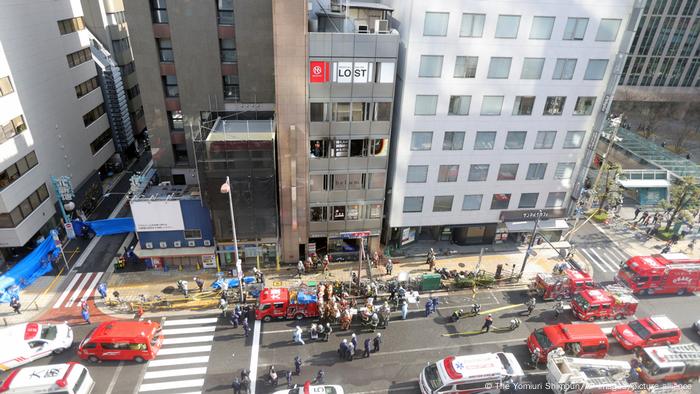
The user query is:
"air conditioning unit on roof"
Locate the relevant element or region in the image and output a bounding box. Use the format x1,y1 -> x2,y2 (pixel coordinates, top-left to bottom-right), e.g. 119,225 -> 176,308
145,242 -> 153,249
375,19 -> 389,33
174,241 -> 181,248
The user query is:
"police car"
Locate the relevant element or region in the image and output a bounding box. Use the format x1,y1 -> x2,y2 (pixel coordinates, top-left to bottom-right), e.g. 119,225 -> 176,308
0,322 -> 74,371
273,382 -> 344,394
0,362 -> 94,394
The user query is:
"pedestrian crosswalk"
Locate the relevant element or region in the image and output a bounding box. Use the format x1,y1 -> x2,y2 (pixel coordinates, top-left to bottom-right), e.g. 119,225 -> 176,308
52,272 -> 104,309
138,316 -> 217,393
578,246 -> 629,274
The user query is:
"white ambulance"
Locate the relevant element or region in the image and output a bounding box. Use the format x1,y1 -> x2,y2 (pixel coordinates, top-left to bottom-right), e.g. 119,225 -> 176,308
0,362 -> 94,393
419,352 -> 524,393
0,323 -> 74,371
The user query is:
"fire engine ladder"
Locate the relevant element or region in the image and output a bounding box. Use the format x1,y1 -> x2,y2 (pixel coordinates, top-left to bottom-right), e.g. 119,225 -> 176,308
663,345 -> 700,362
586,376 -> 620,388
666,263 -> 700,271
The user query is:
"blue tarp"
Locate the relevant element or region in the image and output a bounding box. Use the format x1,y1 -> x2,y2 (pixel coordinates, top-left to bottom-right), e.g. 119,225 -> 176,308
72,218 -> 135,237
0,230 -> 60,303
211,276 -> 255,290
295,291 -> 317,305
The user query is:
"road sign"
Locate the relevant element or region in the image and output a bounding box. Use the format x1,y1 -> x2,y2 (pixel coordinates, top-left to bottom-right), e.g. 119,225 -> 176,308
64,222 -> 75,240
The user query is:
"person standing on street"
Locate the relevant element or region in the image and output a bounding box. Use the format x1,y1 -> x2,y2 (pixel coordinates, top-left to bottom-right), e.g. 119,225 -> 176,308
81,307 -> 91,325
346,340 -> 355,361
315,369 -> 325,384
231,377 -> 241,394
525,297 -> 536,316
97,283 -> 108,299
242,317 -> 250,337
431,297 -> 439,313
638,211 -> 649,223
363,337 -> 371,358
293,326 -> 305,345
323,322 -> 332,342
241,373 -> 251,394
401,300 -> 408,320
385,259 -> 393,276
553,301 -> 564,319
372,332 -> 382,352
633,207 -> 641,221
294,355 -> 302,375
481,314 -> 493,332
286,370 -> 293,388
297,260 -> 305,278
338,339 -> 349,360
230,310 -> 239,328
9,296 -> 21,314
350,333 -> 357,350
424,299 -> 433,317
194,277 -> 204,292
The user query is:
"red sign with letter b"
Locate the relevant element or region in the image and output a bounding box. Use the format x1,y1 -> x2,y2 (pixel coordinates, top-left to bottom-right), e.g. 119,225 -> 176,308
309,61 -> 329,83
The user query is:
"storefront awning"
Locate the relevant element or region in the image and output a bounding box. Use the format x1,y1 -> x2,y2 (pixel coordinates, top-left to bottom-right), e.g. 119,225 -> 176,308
133,244 -> 215,258
617,179 -> 670,188
505,219 -> 569,232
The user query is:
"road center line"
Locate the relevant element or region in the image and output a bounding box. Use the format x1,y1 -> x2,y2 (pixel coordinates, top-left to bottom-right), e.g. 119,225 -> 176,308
249,319 -> 262,394
105,361 -> 123,394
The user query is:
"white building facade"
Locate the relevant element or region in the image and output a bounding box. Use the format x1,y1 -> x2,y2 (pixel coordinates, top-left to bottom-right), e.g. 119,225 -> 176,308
383,0 -> 641,246
0,0 -> 115,253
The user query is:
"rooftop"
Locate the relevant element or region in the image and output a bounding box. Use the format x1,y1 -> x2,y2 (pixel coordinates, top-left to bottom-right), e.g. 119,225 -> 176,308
132,184 -> 201,201
310,0 -> 397,34
201,118 -> 275,142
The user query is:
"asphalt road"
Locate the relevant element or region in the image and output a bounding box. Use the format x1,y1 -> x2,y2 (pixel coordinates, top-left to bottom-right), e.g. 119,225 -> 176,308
569,221 -> 630,282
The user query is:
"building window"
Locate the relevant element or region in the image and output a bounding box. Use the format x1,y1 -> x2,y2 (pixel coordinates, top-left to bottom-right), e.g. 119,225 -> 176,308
497,164 -> 519,181
310,206 -> 326,222
563,17 -> 588,40
526,163 -> 547,180
424,12 -> 449,36
375,62 -> 396,83
419,55 -> 443,77
346,205 -> 362,220
573,97 -> 596,115
438,165 -> 459,182
157,39 -> 174,62
454,56 -> 478,78
1,115 -> 27,144
543,96 -> 566,116
505,131 -> 527,149
368,203 -> 382,219
220,39 -> 237,63
546,192 -> 567,208
217,0 -> 234,25
553,59 -> 577,80
374,102 -> 391,121
90,128 -> 113,154
162,75 -> 179,97
66,48 -> 92,68
529,16 -> 555,39
490,194 -> 511,210
150,0 -> 169,23
0,184 -> 50,228
480,96 -> 504,115
563,130 -> 585,149
554,162 -> 576,179
462,195 -> 482,210
0,151 -> 39,191
460,13 -> 485,37
403,196 -> 424,213
468,164 -> 489,182
487,57 -> 512,79
112,38 -> 131,53
584,59 -> 608,80
415,95 -> 438,115
106,11 -> 127,26
474,131 -> 496,150
406,165 -> 429,183
410,132 -> 433,151
351,102 -> 371,121
331,103 -> 350,121
448,96 -> 470,115
521,58 -> 545,79
331,206 -> 346,221
120,61 -> 136,77
443,132 -> 465,150
433,196 -> 454,212
495,15 -> 521,38
596,19 -> 621,41
83,104 -> 106,127
168,110 -> 183,130
223,75 -> 239,101
57,16 -> 85,35
310,103 -> 328,122
184,229 -> 202,239
518,193 -> 539,208
74,76 -> 99,99
534,131 -> 557,149
368,173 -> 386,189
513,96 -> 535,115
127,85 -> 141,100
0,76 -> 13,97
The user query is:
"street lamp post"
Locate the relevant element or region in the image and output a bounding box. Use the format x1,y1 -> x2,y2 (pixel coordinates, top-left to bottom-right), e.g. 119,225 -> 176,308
519,210 -> 544,276
221,176 -> 244,303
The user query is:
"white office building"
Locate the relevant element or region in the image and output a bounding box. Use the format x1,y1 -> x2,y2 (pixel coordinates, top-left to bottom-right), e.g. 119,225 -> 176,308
383,0 -> 642,246
0,0 -> 115,257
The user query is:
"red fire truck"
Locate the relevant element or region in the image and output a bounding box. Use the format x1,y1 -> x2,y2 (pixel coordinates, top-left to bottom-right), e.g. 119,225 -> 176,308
616,254 -> 700,295
529,269 -> 596,301
637,343 -> 700,384
255,287 -> 320,322
570,286 -> 638,322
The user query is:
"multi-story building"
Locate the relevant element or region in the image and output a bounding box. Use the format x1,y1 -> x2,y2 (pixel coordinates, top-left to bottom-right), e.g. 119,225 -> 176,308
0,0 -> 116,258
304,1 -> 399,258
617,0 -> 699,100
81,0 -> 146,137
382,0 -> 641,247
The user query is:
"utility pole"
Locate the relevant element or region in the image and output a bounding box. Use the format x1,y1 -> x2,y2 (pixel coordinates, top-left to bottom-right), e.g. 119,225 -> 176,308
589,116 -> 623,210
520,210 -> 544,276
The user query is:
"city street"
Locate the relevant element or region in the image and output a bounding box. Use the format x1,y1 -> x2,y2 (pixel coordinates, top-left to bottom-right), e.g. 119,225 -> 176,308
570,221 -> 631,282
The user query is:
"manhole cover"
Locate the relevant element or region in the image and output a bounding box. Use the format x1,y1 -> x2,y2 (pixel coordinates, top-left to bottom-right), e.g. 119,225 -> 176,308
458,263 -> 465,268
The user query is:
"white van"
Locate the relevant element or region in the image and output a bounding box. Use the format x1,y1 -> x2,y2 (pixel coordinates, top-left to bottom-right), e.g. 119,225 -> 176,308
419,352 -> 524,393
0,362 -> 94,393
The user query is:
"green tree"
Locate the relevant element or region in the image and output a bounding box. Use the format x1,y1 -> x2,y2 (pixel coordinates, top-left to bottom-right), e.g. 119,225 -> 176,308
596,162 -> 623,212
658,176 -> 700,231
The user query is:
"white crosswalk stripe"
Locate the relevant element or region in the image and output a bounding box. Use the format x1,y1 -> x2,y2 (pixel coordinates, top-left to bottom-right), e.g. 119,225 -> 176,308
590,248 -> 618,272
138,316 -> 219,394
580,248 -> 609,273
53,272 -> 102,309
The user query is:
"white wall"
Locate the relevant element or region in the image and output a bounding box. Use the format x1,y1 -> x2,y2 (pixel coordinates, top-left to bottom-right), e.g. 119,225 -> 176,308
384,0 -> 636,228
0,0 -> 115,246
